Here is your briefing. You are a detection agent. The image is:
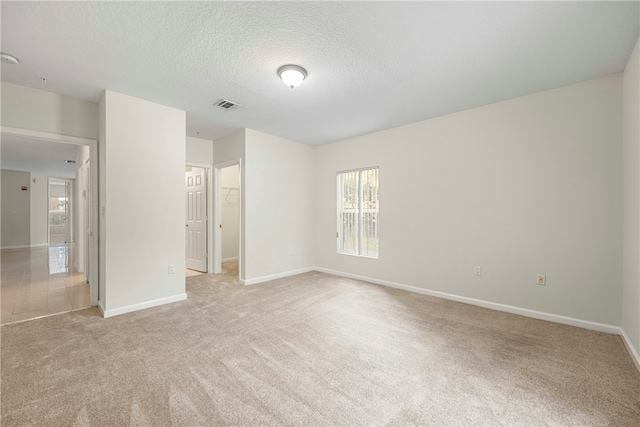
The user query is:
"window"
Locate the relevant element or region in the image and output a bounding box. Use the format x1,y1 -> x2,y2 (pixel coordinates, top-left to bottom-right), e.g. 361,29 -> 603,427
48,197 -> 67,226
337,167 -> 379,258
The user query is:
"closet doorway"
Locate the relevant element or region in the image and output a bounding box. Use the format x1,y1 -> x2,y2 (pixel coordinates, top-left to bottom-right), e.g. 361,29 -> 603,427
213,159 -> 242,281
219,164 -> 239,276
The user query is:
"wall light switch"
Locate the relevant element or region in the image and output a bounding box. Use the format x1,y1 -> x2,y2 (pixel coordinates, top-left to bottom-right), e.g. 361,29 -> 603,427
537,274 -> 546,285
474,266 -> 482,276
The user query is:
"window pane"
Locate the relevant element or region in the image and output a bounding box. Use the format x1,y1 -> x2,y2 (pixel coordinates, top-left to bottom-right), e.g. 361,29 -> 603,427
342,171 -> 358,210
49,211 -> 66,226
361,168 -> 379,210
337,167 -> 379,259
361,211 -> 378,257
341,211 -> 358,255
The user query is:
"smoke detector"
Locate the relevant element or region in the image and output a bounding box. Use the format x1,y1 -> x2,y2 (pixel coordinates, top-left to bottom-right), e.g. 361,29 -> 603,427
214,99 -> 241,110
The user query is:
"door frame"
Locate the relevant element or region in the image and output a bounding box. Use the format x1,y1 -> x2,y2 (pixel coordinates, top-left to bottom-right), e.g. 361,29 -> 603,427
213,159 -> 243,281
1,126 -> 100,307
186,162 -> 213,274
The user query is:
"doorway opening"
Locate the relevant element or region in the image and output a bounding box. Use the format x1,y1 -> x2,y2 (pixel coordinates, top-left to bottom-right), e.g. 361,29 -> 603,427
214,159 -> 243,282
0,127 -> 99,317
219,165 -> 239,276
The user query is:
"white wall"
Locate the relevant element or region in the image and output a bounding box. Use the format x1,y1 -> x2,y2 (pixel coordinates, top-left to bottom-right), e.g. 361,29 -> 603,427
1,170 -> 31,248
186,135 -> 213,165
29,172 -> 48,246
213,129 -> 245,164
316,75 -> 623,326
1,82 -> 98,139
221,165 -> 239,261
244,129 -> 315,282
1,169 -> 74,249
99,96 -> 107,307
622,39 -> 640,357
100,90 -> 186,315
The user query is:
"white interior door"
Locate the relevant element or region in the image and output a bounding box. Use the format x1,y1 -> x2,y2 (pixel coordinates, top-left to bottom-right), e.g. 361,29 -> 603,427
186,168 -> 207,272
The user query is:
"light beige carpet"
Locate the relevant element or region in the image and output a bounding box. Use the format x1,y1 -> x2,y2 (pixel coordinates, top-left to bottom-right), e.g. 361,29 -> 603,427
2,263 -> 639,426
186,268 -> 206,278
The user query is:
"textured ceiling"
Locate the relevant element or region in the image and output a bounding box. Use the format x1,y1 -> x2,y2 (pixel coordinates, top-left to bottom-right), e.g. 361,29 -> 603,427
1,1 -> 638,145
1,134 -> 79,179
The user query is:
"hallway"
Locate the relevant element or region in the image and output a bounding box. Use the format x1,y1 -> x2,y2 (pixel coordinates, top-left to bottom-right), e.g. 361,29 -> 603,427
1,245 -> 90,325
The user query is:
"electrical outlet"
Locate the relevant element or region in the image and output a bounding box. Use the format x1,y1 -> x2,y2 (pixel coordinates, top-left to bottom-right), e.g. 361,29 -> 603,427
168,264 -> 176,274
537,274 -> 545,285
474,266 -> 482,276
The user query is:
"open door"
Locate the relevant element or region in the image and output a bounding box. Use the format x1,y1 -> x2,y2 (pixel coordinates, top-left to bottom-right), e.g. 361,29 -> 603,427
185,167 -> 207,272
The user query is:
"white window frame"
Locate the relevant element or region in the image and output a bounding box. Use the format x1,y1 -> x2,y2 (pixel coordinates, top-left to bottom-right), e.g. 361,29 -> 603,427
337,166 -> 379,259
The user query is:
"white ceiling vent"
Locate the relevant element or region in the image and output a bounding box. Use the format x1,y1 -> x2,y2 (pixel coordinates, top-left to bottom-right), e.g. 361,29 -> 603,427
214,99 -> 241,110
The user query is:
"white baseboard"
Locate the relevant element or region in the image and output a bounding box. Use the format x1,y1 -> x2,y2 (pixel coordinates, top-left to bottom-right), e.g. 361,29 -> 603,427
241,267 -> 315,286
314,267 -> 620,335
620,328 -> 640,373
2,243 -> 51,250
101,293 -> 187,318
97,300 -> 106,316
222,257 -> 239,263
1,244 -> 32,250
73,262 -> 82,272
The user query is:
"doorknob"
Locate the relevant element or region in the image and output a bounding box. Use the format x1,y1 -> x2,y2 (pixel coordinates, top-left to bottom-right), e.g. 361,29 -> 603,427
185,224 -> 188,227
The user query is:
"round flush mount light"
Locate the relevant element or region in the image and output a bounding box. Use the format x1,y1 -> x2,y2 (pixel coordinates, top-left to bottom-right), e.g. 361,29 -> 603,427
278,64 -> 307,89
1,53 -> 19,65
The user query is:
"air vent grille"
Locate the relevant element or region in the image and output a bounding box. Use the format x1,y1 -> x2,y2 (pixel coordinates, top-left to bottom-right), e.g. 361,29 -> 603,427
214,99 -> 241,110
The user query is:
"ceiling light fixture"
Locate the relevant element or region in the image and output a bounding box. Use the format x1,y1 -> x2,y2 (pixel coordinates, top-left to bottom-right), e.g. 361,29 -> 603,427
1,53 -> 19,65
278,64 -> 307,89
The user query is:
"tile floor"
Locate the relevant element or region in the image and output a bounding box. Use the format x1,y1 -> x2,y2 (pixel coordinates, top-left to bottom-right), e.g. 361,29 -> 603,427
1,245 -> 90,325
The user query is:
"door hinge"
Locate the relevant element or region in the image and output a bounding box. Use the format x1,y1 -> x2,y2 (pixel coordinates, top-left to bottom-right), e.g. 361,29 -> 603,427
336,232 -> 339,238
